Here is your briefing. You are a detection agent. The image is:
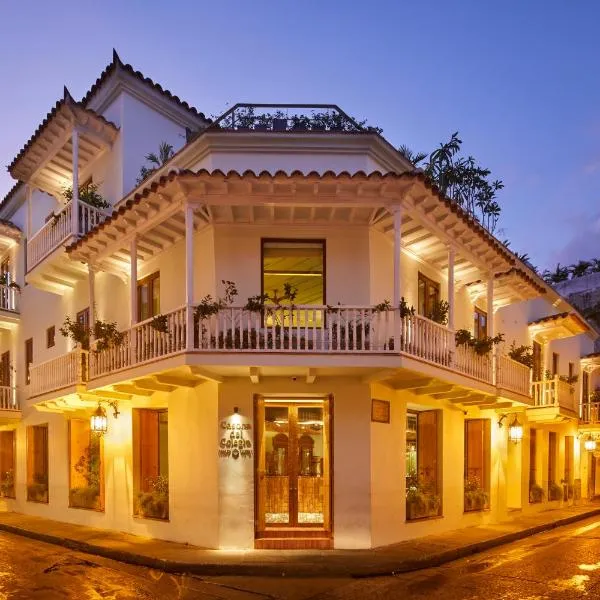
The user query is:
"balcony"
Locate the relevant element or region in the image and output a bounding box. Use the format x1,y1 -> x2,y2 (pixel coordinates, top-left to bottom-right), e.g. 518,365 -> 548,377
0,386 -> 20,424
0,283 -> 19,331
27,201 -> 106,273
29,348 -> 87,400
497,355 -> 531,399
527,376 -> 578,422
580,400 -> 600,427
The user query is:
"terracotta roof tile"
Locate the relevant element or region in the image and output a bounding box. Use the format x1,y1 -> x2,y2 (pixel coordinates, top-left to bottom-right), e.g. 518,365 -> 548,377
81,50 -> 211,124
529,312 -> 571,325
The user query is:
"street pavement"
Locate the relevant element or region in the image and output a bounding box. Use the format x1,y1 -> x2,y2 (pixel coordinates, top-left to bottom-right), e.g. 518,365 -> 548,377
3,516 -> 600,598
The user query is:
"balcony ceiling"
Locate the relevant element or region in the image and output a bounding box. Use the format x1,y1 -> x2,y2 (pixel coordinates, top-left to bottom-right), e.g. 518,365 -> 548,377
67,170 -> 518,283
581,352 -> 600,373
8,88 -> 119,198
529,311 -> 589,342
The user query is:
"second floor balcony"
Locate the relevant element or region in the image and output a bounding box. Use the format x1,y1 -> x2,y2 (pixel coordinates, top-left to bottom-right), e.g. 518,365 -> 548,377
527,376 -> 578,422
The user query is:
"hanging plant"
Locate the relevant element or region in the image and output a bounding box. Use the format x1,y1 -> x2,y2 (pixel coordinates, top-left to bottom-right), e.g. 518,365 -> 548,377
373,299 -> 392,313
508,342 -> 534,369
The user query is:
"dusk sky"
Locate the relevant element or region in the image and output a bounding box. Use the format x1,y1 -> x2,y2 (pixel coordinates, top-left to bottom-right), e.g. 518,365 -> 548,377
0,0 -> 598,272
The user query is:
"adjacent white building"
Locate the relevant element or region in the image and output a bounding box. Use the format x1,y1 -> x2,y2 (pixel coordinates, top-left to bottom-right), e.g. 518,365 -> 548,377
0,52 -> 598,550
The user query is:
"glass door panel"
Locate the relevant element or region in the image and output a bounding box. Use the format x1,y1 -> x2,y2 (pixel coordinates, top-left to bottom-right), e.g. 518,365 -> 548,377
264,406 -> 290,525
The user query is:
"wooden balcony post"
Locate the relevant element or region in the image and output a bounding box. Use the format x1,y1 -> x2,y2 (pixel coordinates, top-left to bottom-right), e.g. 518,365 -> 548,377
130,237 -> 138,365
71,128 -> 79,236
185,203 -> 195,350
88,265 -> 96,342
487,273 -> 495,384
26,185 -> 32,239
392,205 -> 402,307
447,245 -> 455,330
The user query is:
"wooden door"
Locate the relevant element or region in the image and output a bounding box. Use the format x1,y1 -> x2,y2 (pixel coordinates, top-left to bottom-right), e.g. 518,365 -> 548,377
255,397 -> 331,538
0,351 -> 10,386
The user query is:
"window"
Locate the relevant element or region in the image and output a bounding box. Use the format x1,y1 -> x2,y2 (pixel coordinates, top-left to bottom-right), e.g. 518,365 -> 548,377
69,419 -> 103,511
583,371 -> 590,403
262,240 -> 325,326
0,430 -> 15,498
418,273 -> 440,319
27,424 -> 48,503
565,436 -> 574,485
24,338 -> 33,385
46,326 -> 55,349
137,272 -> 160,322
77,307 -> 90,332
464,419 -> 491,512
529,428 -> 539,502
548,432 -> 558,499
552,352 -> 559,377
0,351 -> 10,387
568,362 -> 574,380
473,308 -> 488,340
133,409 -> 168,520
532,341 -> 542,382
406,410 -> 442,520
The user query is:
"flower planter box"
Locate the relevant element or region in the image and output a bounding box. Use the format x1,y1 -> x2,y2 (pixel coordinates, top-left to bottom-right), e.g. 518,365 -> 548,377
137,492 -> 169,520
69,486 -> 101,510
27,483 -> 48,503
406,493 -> 441,520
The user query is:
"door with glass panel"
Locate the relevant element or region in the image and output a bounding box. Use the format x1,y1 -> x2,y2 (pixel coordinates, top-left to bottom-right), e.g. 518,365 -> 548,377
255,397 -> 331,537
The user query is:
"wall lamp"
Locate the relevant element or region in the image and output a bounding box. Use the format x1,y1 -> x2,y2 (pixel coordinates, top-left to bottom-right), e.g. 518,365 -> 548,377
584,435 -> 597,452
498,413 -> 524,443
90,399 -> 120,435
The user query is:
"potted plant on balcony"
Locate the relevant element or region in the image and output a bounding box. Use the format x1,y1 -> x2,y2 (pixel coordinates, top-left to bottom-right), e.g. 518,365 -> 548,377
27,473 -> 48,503
464,476 -> 490,512
529,482 -> 544,504
137,475 -> 169,520
63,183 -> 109,210
427,300 -> 449,325
508,342 -> 534,368
455,329 -> 504,356
69,438 -> 101,510
0,469 -> 14,498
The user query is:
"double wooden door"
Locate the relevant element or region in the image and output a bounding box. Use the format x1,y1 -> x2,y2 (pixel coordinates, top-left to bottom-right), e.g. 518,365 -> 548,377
255,397 -> 331,538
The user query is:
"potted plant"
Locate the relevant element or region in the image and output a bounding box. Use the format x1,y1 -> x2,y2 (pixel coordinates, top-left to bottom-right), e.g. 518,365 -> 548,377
0,469 -> 15,498
406,473 -> 441,520
464,476 -> 490,511
508,342 -> 534,368
137,475 -> 169,520
529,483 -> 544,504
548,481 -> 562,502
427,300 -> 449,325
27,473 -> 48,503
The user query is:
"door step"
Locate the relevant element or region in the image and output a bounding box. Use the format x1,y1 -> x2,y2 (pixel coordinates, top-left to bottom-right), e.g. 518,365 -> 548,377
255,537 -> 333,550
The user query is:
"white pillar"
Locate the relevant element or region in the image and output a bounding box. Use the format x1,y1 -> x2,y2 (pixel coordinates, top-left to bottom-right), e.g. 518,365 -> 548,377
130,237 -> 138,326
392,206 -> 402,307
488,273 -> 495,384
185,204 -> 195,349
26,185 -> 32,239
88,265 -> 96,335
71,129 -> 79,236
447,246 -> 455,330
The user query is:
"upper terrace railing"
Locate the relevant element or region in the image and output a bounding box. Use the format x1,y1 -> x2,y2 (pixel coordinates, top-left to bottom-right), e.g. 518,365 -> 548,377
0,386 -> 19,411
0,284 -> 19,313
29,348 -> 87,398
86,305 -> 505,389
531,376 -> 576,412
210,104 -> 370,133
497,355 -> 531,397
27,201 -> 106,272
581,400 -> 600,424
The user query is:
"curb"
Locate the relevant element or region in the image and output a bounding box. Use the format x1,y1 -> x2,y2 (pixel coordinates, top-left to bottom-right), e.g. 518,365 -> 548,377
0,508 -> 599,578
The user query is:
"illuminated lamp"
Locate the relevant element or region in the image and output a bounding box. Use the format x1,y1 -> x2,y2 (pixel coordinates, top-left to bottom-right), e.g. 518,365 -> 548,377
584,436 -> 597,452
90,404 -> 108,434
508,416 -> 524,443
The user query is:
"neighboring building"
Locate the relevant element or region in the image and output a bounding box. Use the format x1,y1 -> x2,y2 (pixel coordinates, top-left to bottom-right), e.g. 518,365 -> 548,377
0,51 -> 599,550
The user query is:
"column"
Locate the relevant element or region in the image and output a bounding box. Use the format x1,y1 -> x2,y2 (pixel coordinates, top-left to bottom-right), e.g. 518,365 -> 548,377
26,185 -> 32,239
487,274 -> 495,384
392,206 -> 402,307
185,204 -> 195,349
71,129 -> 79,236
130,237 -> 138,325
447,246 -> 455,330
88,265 -> 96,337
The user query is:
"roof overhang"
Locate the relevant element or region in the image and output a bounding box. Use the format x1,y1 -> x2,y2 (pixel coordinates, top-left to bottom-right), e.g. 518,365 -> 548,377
581,353 -> 600,373
529,312 -> 589,342
8,89 -> 119,197
66,169 -> 516,282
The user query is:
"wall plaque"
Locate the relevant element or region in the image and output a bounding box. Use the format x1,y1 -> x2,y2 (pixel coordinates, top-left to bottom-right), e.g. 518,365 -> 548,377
371,399 -> 390,424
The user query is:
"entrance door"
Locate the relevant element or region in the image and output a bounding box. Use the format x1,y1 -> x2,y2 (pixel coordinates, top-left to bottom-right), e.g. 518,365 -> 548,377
255,397 -> 332,545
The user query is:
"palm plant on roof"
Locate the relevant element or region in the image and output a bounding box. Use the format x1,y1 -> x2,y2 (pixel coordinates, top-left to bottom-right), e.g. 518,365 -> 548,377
570,260 -> 592,278
398,145 -> 427,166
136,141 -> 175,186
542,263 -> 569,284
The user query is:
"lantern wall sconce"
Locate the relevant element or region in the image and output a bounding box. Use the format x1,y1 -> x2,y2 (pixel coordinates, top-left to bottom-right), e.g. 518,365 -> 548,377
498,413 -> 524,443
90,399 -> 120,435
584,436 -> 597,452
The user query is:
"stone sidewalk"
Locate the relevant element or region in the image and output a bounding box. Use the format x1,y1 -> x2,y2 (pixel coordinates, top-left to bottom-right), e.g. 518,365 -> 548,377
0,504 -> 599,578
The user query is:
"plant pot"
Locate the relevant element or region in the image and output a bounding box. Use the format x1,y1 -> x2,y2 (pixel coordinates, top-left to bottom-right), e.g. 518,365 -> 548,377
69,486 -> 101,510
27,483 -> 48,503
138,492 -> 169,520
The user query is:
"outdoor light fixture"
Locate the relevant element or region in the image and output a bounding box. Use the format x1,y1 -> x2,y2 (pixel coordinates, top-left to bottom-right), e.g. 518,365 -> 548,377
508,417 -> 524,443
584,436 -> 597,452
90,400 -> 120,435
498,414 -> 524,443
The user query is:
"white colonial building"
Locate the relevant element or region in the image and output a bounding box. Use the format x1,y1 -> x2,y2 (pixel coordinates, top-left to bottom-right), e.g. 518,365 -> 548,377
0,51 -> 599,550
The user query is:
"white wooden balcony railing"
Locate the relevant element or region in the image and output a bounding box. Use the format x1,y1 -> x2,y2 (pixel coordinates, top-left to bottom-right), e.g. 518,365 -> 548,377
0,284 -> 18,312
531,377 -> 576,411
29,348 -> 87,398
497,355 -> 531,397
26,201 -> 106,272
454,345 -> 493,384
580,401 -> 600,424
0,386 -> 19,411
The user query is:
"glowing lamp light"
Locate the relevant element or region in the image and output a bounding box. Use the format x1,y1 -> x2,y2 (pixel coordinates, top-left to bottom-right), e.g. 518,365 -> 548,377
90,404 -> 108,435
508,417 -> 523,443
584,437 -> 597,452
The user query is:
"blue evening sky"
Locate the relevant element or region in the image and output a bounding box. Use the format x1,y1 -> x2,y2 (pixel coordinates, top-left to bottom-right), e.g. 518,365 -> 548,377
1,0 -> 598,271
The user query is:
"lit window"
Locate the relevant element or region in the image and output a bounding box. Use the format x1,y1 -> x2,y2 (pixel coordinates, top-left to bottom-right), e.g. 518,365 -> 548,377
0,430 -> 16,498
69,419 -> 104,511
418,273 -> 440,320
464,419 -> 491,512
137,272 -> 160,322
46,326 -> 55,349
27,424 -> 48,503
473,308 -> 487,340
